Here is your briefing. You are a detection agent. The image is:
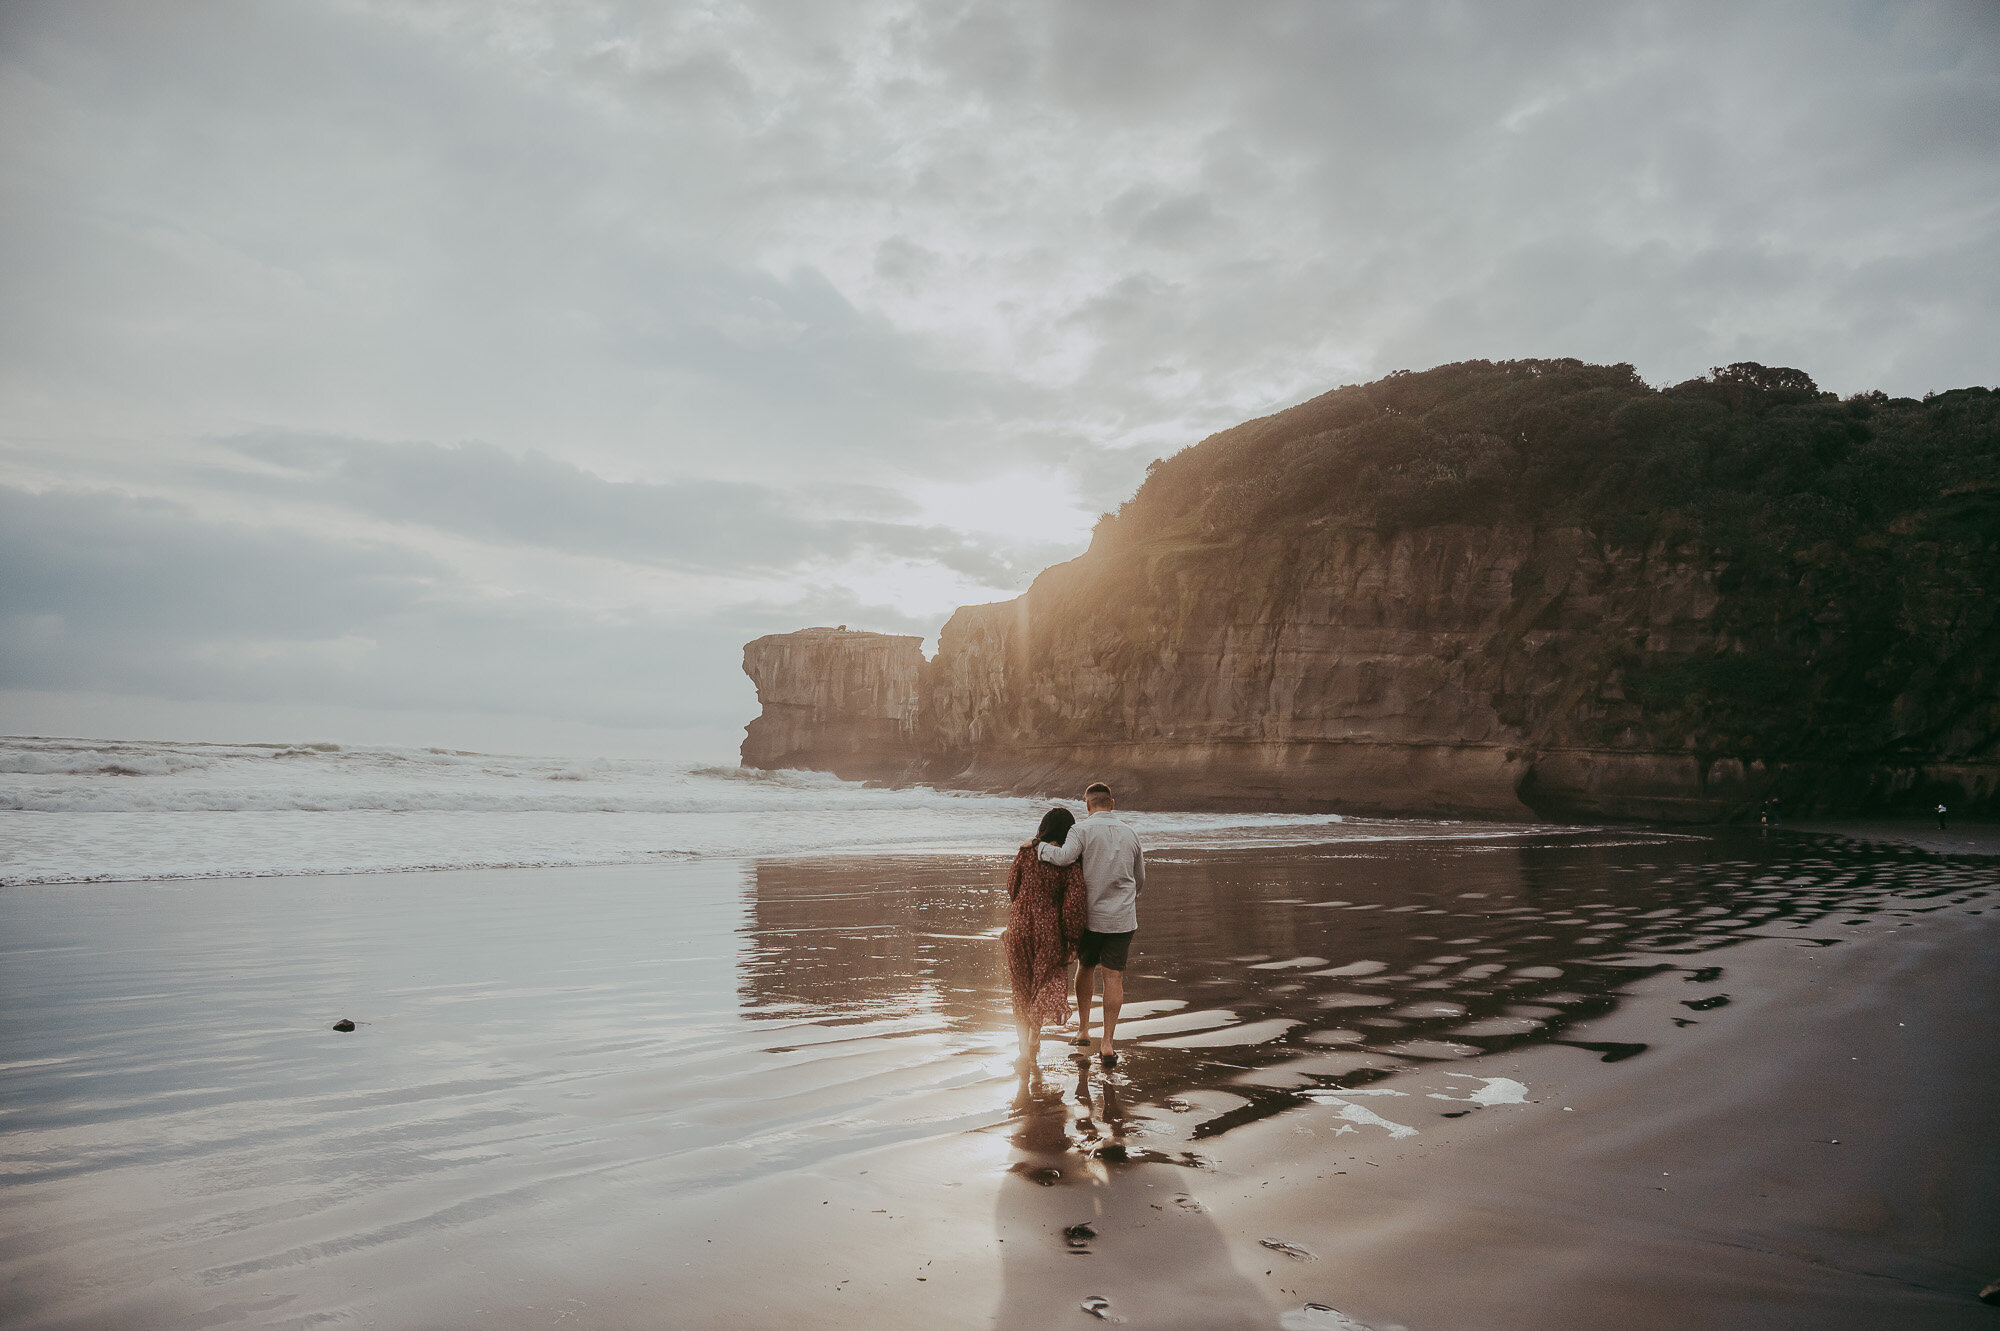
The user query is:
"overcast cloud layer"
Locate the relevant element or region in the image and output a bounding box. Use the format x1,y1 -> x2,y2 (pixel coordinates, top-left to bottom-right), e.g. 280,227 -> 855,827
2,0 -> 1996,756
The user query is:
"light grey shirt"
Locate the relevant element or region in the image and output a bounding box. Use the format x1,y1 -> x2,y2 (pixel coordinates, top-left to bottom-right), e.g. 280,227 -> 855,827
1037,810 -> 1145,934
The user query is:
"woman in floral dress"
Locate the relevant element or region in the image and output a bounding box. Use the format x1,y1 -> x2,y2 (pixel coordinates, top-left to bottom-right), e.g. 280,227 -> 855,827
1005,806 -> 1088,1063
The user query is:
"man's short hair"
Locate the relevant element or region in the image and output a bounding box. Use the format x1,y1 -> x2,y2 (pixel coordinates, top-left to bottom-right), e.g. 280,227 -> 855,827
1084,782 -> 1113,803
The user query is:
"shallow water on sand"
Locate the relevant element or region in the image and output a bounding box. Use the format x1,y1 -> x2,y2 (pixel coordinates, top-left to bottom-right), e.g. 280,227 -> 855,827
744,829 -> 1999,1142
1,828 -> 1993,1327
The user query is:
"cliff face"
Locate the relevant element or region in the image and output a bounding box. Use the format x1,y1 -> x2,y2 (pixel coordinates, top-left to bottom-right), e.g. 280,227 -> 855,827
742,360 -> 2000,821
739,628 -> 924,781
919,525 -> 1744,818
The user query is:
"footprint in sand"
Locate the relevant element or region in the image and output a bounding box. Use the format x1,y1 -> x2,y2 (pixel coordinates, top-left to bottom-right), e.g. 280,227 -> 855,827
1281,1304 -> 1388,1331
1259,1237 -> 1318,1262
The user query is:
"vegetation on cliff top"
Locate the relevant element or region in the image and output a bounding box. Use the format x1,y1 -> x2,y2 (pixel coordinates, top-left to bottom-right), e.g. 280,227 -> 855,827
1083,358 -> 1999,766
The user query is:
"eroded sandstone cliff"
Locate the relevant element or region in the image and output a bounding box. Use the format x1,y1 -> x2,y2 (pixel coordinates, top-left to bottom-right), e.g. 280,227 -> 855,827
740,628 -> 924,781
918,524 -> 1746,818
742,360 -> 2000,821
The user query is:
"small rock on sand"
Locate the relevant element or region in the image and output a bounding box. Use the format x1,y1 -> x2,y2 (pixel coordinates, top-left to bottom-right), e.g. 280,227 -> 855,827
331,1019 -> 356,1032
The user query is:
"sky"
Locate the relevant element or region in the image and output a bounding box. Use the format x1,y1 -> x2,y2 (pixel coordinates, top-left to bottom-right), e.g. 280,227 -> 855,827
2,0 -> 1996,760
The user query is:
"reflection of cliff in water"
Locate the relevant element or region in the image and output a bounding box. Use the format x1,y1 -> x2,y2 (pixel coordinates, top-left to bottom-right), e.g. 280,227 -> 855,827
737,853 -> 1014,1026
737,832 -> 1997,1140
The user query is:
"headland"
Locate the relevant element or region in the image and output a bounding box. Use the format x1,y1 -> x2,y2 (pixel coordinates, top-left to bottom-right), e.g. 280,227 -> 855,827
743,360 -> 2000,823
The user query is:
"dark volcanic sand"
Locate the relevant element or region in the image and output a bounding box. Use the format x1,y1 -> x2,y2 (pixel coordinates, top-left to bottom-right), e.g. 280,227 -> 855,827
1,826 -> 1995,1328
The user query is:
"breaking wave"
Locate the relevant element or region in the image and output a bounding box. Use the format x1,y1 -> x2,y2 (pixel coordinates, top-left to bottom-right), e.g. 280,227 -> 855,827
0,735 -> 1491,887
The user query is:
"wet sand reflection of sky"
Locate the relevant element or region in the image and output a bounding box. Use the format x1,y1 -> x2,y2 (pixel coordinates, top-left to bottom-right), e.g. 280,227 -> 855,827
1,833 -> 1994,1329
740,830 -> 1999,1148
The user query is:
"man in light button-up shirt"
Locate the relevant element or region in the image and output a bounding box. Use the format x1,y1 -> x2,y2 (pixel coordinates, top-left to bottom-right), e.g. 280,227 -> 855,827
1037,782 -> 1145,1062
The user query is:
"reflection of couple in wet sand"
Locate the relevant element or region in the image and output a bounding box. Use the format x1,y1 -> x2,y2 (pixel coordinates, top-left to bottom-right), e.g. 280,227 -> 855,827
1004,781 -> 1146,1066
993,1002 -> 1274,1330
1010,1051 -> 1127,1163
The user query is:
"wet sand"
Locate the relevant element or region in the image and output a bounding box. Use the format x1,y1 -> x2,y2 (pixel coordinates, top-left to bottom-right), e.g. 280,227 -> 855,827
2,828 -> 1996,1328
1791,815 -> 2000,859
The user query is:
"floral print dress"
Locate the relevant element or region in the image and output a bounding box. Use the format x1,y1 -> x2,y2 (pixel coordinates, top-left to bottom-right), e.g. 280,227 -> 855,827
1004,842 -> 1087,1029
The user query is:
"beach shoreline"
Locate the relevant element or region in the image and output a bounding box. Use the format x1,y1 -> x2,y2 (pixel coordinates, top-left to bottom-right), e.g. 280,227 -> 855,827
2,830 -> 1995,1329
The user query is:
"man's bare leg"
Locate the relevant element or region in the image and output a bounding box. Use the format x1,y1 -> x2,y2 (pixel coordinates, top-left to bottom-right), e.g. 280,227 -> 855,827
1075,964 -> 1096,1046
1098,968 -> 1124,1060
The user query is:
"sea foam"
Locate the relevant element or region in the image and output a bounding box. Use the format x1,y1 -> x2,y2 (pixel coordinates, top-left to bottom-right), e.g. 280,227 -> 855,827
0,734 -> 1497,885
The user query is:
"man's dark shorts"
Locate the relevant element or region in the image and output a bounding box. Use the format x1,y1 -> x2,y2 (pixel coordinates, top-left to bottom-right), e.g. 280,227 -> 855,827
1077,929 -> 1136,972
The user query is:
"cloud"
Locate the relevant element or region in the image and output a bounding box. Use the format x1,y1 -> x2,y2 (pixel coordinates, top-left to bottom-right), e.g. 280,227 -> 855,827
1,485 -> 432,640
0,484 -> 950,733
213,431 -> 1074,586
10,0 -> 1995,476
2,0 -> 1996,750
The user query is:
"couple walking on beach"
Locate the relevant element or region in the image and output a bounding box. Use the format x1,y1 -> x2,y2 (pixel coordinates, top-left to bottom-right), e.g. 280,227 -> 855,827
1004,782 -> 1146,1067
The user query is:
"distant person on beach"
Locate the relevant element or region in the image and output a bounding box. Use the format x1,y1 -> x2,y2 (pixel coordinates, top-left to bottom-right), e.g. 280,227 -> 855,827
1037,782 -> 1146,1065
1004,807 -> 1087,1064
1938,803 -> 1949,830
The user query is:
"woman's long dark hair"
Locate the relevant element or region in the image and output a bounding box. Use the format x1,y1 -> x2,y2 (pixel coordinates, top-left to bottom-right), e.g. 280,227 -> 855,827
1034,806 -> 1076,846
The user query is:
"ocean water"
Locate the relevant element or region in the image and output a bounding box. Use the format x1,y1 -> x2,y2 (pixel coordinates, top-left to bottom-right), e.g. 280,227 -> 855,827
0,734 -> 1538,885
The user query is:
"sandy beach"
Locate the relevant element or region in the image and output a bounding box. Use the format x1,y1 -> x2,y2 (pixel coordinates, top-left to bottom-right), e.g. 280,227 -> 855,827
3,826 -> 1996,1329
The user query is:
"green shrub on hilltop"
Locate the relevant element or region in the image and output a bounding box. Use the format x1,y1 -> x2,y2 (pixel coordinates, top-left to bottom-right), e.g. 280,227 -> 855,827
1087,359 -> 2000,766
